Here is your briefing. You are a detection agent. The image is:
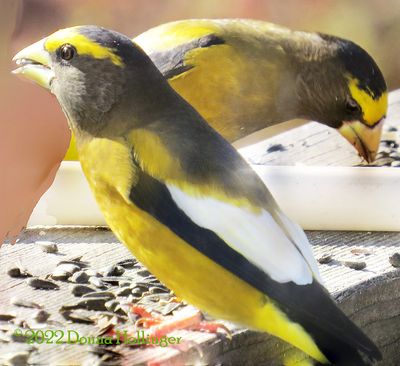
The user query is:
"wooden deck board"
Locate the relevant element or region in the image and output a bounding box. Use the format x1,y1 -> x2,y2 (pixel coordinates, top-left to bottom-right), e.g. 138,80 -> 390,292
0,89 -> 399,365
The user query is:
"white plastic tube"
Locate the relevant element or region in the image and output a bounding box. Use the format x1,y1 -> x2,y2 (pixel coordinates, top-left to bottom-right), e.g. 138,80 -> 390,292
253,165 -> 400,231
28,162 -> 400,231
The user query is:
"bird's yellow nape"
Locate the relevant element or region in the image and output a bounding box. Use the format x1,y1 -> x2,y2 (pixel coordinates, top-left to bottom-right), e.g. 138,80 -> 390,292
347,77 -> 388,127
44,27 -> 124,67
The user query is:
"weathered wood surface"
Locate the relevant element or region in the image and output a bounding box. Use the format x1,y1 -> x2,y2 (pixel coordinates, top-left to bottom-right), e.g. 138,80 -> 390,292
0,90 -> 399,365
1,229 -> 400,365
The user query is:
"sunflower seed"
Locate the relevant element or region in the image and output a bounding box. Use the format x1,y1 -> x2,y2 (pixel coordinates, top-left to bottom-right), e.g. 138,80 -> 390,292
343,261 -> 366,270
130,283 -> 150,290
52,264 -> 81,281
61,310 -> 94,324
82,291 -> 115,300
89,277 -> 107,289
105,300 -> 120,313
57,260 -> 87,268
136,269 -> 151,277
61,298 -> 108,311
10,297 -> 42,309
0,313 -> 16,322
391,161 -> 400,167
85,270 -> 103,277
371,158 -> 393,167
3,351 -> 30,365
11,331 -> 32,343
7,267 -> 32,278
149,286 -> 169,294
36,241 -> 58,253
318,255 -> 332,264
33,309 -> 50,323
90,345 -> 122,360
101,265 -> 125,277
26,278 -> 59,290
115,287 -> 131,297
71,271 -> 90,284
161,302 -> 181,316
70,284 -> 96,297
131,288 -> 144,297
68,255 -> 83,262
389,253 -> 400,267
100,277 -> 126,285
116,259 -> 136,269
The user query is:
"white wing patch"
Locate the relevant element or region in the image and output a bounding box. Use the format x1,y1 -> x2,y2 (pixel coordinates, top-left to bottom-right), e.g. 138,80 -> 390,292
167,184 -> 318,286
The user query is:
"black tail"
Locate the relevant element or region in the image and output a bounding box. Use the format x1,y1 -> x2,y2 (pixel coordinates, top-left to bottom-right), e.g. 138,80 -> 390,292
273,280 -> 382,365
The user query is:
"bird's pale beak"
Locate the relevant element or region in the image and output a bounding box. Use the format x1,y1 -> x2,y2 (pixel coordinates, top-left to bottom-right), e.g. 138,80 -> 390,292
338,119 -> 384,163
12,38 -> 54,90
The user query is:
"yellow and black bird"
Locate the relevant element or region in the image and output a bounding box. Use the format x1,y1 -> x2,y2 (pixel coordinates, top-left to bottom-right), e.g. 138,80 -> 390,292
14,26 -> 381,365
64,19 -> 388,162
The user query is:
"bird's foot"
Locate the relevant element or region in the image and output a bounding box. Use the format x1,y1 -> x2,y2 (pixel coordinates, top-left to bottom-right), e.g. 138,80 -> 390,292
131,305 -> 231,339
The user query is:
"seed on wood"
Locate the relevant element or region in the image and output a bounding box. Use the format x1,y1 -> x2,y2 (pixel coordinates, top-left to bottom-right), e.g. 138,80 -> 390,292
371,158 -> 393,167
131,288 -> 144,297
343,261 -> 366,270
11,331 -> 32,343
105,300 -> 120,313
82,291 -> 115,300
33,309 -> 50,323
115,287 -> 131,297
70,284 -> 96,297
57,260 -> 87,268
70,271 -> 89,284
51,264 -> 81,281
136,269 -> 151,277
100,276 -> 126,285
26,278 -> 59,290
7,267 -> 32,278
267,143 -> 286,153
68,255 -> 83,262
149,286 -> 169,294
89,346 -> 122,358
10,297 -> 42,309
318,255 -> 332,264
61,298 -> 108,312
101,265 -> 125,277
0,332 -> 10,343
89,277 -> 107,289
161,302 -> 182,316
116,258 -> 136,269
85,270 -> 103,277
3,351 -> 30,365
61,310 -> 94,324
130,283 -> 150,290
94,226 -> 110,231
0,313 -> 16,322
36,241 -> 58,254
389,253 -> 400,267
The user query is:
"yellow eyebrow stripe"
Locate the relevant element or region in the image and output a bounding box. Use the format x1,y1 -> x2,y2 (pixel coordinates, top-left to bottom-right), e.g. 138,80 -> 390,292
45,27 -> 123,66
348,77 -> 387,126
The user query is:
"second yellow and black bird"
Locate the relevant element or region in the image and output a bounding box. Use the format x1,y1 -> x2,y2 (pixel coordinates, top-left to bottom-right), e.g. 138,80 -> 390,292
63,19 -> 388,162
14,26 -> 381,365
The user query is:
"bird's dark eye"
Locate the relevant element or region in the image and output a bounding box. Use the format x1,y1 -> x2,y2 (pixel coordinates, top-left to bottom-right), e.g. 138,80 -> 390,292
345,98 -> 361,114
60,44 -> 75,61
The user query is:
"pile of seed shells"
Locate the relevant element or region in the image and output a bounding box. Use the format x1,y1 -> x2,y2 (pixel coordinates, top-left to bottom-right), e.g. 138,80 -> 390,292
367,125 -> 400,167
1,241 -> 185,365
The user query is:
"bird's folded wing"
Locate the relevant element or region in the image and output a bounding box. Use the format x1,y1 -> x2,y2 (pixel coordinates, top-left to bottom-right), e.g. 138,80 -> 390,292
134,22 -> 226,80
127,166 -> 378,356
